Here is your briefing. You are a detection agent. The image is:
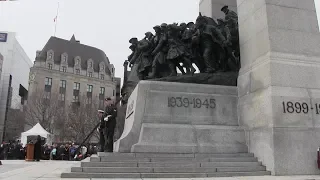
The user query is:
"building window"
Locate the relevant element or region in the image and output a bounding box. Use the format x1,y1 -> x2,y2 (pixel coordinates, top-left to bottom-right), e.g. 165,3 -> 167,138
100,74 -> 104,80
73,95 -> 79,102
48,53 -> 53,59
87,85 -> 93,92
75,69 -> 80,75
76,59 -> 80,65
101,65 -> 104,71
89,62 -> 93,68
74,82 -> 80,90
88,72 -> 93,77
48,63 -> 53,70
62,66 -> 67,72
45,77 -> 52,86
100,87 -> 105,95
113,90 -> 115,96
44,91 -> 51,99
59,93 -> 65,101
60,80 -> 66,88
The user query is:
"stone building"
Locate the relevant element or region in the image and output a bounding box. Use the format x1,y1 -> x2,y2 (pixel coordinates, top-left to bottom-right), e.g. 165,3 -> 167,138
28,35 -> 119,110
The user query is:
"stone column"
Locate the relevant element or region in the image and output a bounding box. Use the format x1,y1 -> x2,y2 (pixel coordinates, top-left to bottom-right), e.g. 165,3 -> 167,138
237,0 -> 320,175
200,0 -> 237,20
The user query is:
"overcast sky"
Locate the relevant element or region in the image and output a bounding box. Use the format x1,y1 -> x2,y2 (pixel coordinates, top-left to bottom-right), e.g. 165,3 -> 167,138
0,0 -> 199,79
1,0 -> 320,80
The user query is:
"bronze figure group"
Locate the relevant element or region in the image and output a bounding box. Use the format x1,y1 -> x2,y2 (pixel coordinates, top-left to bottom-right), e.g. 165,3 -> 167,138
127,6 -> 240,80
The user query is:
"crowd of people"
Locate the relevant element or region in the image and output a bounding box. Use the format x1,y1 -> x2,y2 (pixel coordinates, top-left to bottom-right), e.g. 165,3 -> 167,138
0,141 -> 98,161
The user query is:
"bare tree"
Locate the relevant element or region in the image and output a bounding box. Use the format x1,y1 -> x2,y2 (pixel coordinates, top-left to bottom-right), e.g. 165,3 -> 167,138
63,95 -> 100,143
24,89 -> 66,134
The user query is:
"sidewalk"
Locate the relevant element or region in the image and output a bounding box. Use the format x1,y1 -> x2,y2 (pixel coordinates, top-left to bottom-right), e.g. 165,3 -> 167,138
0,160 -> 320,180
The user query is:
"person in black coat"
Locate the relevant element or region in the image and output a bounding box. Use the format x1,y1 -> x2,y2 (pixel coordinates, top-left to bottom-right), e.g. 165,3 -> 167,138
102,98 -> 117,152
34,135 -> 42,161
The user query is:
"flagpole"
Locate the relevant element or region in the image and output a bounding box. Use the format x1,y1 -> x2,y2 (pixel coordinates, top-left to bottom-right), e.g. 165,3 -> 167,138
54,2 -> 59,37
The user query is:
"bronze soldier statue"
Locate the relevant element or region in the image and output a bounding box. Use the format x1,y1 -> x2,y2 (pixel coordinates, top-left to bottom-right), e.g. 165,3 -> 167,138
99,97 -> 117,152
166,23 -> 196,76
129,36 -> 153,80
221,5 -> 240,60
217,18 -> 238,71
195,13 -> 227,73
148,23 -> 169,79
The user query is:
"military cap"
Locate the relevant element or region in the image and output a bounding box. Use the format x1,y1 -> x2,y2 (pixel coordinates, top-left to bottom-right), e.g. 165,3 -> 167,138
180,22 -> 187,26
153,25 -> 161,30
160,23 -> 168,27
129,37 -> 138,43
145,32 -> 153,37
221,5 -> 228,11
187,22 -> 194,27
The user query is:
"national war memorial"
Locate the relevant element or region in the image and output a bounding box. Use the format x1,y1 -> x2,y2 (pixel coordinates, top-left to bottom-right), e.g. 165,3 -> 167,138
62,0 -> 320,178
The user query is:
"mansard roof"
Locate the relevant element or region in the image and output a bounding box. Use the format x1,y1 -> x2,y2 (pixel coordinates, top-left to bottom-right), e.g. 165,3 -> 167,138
36,36 -> 111,75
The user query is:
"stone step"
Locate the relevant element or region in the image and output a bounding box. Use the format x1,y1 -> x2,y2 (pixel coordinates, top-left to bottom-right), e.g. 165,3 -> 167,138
81,161 -> 261,168
97,152 -> 254,158
91,156 -> 258,162
61,171 -> 271,179
72,166 -> 266,173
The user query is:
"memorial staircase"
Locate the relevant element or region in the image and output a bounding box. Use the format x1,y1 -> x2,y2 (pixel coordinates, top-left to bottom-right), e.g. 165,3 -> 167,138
61,152 -> 271,178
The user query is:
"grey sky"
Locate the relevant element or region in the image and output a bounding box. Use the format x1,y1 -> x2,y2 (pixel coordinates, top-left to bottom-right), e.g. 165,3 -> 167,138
0,0 -> 199,79
1,0 -> 320,80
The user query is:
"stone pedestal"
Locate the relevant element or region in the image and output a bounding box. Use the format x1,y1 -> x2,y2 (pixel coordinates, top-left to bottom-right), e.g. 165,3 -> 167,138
237,0 -> 320,175
114,81 -> 247,154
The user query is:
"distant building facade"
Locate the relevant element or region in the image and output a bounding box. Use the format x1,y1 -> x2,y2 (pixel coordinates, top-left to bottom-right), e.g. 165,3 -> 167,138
0,32 -> 32,142
28,35 -> 118,111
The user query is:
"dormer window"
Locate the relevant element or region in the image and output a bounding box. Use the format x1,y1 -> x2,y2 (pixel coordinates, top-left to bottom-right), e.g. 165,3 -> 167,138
48,53 -> 53,59
76,69 -> 80,75
76,59 -> 80,65
101,65 -> 104,70
89,62 -> 93,68
88,72 -> 93,77
100,74 -> 104,80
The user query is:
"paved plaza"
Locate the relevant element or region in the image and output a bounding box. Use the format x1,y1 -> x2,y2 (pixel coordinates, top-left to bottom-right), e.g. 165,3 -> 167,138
0,160 -> 320,180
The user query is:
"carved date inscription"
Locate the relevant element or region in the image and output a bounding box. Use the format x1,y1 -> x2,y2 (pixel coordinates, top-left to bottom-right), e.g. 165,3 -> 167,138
168,97 -> 216,109
282,101 -> 320,114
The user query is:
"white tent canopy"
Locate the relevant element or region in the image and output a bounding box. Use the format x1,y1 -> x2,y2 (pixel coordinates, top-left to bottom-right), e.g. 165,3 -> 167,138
21,123 -> 53,146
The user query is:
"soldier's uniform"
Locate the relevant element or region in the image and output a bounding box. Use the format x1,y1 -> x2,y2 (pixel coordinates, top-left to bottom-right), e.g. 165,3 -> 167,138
99,102 -> 117,152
